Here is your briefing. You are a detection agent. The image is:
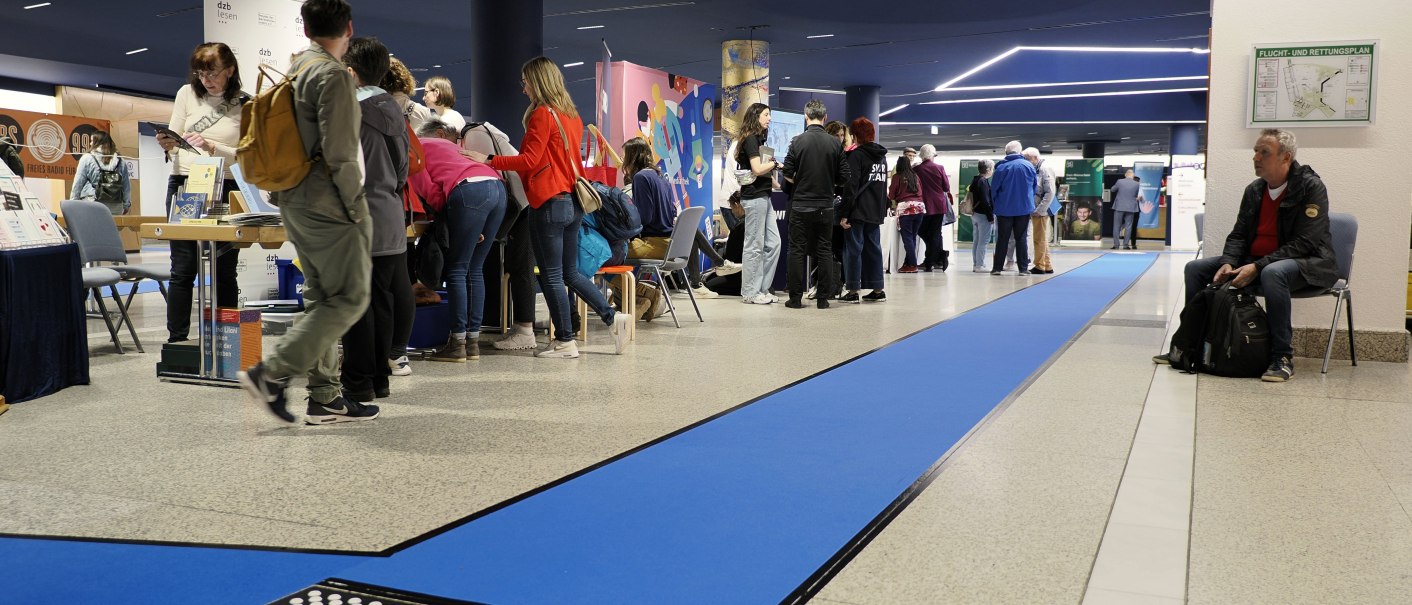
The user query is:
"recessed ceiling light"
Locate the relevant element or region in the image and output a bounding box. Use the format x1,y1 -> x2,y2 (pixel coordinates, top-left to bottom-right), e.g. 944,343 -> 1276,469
1121,136 -> 1131,140
806,34 -> 834,39
577,25 -> 606,30
1087,131 -> 1098,135
563,62 -> 585,68
1150,142 -> 1161,145
23,2 -> 51,8
125,48 -> 148,55
433,65 -> 441,68
971,133 -> 981,136
783,76 -> 791,80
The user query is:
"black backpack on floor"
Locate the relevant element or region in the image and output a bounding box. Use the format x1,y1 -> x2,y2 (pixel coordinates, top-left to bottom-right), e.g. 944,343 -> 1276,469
1168,283 -> 1270,377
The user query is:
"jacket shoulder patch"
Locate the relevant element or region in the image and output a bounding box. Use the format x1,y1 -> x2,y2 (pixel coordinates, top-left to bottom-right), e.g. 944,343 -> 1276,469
1305,204 -> 1319,218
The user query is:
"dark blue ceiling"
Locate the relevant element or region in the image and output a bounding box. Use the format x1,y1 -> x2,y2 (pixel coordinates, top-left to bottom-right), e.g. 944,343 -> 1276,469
0,0 -> 1211,154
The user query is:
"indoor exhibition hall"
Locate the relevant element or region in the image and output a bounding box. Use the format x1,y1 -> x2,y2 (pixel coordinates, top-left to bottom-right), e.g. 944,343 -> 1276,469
1,1 -> 1410,604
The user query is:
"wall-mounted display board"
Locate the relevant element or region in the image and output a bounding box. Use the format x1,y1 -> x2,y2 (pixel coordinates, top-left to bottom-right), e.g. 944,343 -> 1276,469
1248,40 -> 1378,127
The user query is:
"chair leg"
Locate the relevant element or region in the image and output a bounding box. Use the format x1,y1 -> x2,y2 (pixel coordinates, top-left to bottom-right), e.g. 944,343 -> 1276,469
655,267 -> 680,328
92,288 -> 124,354
678,268 -> 703,322
1345,290 -> 1356,367
122,280 -> 143,323
1321,292 -> 1341,373
110,284 -> 144,354
621,272 -> 636,341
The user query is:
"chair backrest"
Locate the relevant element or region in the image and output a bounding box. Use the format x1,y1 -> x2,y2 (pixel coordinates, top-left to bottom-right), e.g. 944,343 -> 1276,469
1328,212 -> 1357,282
664,205 -> 707,262
60,199 -> 128,265
1194,212 -> 1204,242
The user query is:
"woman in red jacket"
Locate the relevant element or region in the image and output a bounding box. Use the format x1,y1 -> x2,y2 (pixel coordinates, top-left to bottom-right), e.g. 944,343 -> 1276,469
472,57 -> 627,358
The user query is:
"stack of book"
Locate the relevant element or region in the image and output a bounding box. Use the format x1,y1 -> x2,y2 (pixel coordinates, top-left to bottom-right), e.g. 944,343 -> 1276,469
221,213 -> 282,226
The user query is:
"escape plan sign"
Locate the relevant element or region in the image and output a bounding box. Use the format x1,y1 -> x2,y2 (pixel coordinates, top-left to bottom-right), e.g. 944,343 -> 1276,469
1247,40 -> 1379,127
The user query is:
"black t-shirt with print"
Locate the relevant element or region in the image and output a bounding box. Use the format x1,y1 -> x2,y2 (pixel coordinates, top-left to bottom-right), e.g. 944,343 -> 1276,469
737,134 -> 773,200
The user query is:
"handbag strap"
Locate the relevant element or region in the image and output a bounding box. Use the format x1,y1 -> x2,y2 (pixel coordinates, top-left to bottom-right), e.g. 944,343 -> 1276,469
546,108 -> 583,180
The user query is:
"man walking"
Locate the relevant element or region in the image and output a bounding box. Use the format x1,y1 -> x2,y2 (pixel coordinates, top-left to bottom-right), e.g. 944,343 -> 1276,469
239,0 -> 378,424
1025,147 -> 1056,274
781,100 -> 850,309
990,141 -> 1036,275
1109,170 -> 1144,249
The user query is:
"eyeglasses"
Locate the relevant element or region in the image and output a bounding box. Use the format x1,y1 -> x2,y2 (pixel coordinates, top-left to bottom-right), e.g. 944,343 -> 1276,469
193,68 -> 227,81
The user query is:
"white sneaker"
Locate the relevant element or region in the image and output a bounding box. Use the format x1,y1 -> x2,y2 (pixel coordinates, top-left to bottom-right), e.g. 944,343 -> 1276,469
715,261 -> 743,276
805,287 -> 817,300
691,285 -> 720,299
1004,262 -> 1018,272
492,330 -> 538,351
536,339 -> 580,358
972,267 -> 987,273
388,356 -> 412,376
609,316 -> 628,354
766,293 -> 779,303
743,293 -> 773,305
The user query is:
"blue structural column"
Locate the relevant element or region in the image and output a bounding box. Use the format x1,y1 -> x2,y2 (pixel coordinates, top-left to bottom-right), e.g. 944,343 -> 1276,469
1170,124 -> 1200,156
845,85 -> 880,129
470,0 -> 543,143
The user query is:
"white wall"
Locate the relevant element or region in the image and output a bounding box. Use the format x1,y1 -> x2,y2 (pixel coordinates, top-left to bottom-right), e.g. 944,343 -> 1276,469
1210,0 -> 1412,334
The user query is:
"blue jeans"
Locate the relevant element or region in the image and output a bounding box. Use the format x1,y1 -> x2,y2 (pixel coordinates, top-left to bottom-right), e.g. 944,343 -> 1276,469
844,222 -> 884,290
530,194 -> 616,342
740,195 -> 781,298
971,213 -> 993,269
899,214 -> 923,267
445,179 -> 508,336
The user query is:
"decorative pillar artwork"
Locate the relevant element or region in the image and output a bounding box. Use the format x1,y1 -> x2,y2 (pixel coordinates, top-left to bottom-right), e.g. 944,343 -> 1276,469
1061,158 -> 1105,243
599,61 -> 715,235
721,40 -> 769,142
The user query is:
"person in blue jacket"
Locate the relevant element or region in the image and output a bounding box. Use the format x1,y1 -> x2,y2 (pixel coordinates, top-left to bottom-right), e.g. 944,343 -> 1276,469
989,141 -> 1037,275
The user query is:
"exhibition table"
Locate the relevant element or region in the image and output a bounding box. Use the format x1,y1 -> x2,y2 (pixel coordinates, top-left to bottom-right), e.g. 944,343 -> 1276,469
0,244 -> 89,403
140,223 -> 288,387
56,215 -> 167,252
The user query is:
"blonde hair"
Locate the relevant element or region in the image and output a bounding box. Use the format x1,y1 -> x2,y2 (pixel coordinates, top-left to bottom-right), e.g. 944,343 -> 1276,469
521,56 -> 578,127
424,76 -> 456,108
381,57 -> 416,96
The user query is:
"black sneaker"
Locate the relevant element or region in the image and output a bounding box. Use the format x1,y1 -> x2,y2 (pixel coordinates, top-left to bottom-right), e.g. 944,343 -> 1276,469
990,270 -> 1002,275
839,291 -> 861,304
1261,356 -> 1294,382
862,290 -> 887,302
1152,353 -> 1171,365
305,396 -> 381,425
816,299 -> 830,309
785,298 -> 805,309
238,362 -> 292,423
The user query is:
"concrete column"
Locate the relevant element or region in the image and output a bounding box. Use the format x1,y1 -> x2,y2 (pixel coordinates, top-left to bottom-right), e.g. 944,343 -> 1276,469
845,85 -> 880,129
721,40 -> 769,142
1169,124 -> 1200,156
470,0 -> 543,143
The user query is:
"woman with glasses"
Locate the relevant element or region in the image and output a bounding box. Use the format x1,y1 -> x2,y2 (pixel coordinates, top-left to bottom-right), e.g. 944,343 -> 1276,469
155,42 -> 248,343
466,57 -> 628,358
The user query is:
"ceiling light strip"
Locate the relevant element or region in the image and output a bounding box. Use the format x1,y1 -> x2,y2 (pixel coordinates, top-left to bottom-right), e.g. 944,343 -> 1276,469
878,104 -> 909,117
547,2 -> 694,17
936,75 -> 1208,93
934,45 -> 1211,91
778,86 -> 844,95
920,87 -> 1208,105
879,120 -> 1207,125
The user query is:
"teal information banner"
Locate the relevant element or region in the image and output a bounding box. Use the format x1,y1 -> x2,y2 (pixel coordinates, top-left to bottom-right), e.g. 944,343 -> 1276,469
1061,158 -> 1105,242
955,159 -> 980,243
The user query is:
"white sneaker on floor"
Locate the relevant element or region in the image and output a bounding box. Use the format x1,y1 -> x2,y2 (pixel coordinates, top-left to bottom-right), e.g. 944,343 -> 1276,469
536,339 -> 580,358
972,267 -> 987,273
492,330 -> 538,351
805,287 -> 817,300
743,293 -> 773,305
691,285 -> 720,299
765,293 -> 779,303
1004,262 -> 1017,272
715,261 -> 743,276
609,316 -> 628,354
388,355 -> 412,376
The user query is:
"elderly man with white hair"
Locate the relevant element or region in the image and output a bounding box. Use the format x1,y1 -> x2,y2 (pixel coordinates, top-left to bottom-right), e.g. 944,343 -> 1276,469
1024,147 -> 1057,273
914,144 -> 953,272
989,141 -> 1037,275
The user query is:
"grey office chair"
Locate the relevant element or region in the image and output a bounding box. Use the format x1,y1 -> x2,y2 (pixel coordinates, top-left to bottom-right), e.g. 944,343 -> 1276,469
81,266 -> 133,354
1291,212 -> 1357,373
631,205 -> 706,328
62,200 -> 170,353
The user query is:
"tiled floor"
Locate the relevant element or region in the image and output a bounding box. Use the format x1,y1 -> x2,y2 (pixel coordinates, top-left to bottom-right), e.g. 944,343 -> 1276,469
4,246 -> 1411,603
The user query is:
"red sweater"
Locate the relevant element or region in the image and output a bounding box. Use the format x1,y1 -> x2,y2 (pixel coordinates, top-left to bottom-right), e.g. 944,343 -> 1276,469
409,137 -> 500,213
489,106 -> 583,209
1250,187 -> 1284,258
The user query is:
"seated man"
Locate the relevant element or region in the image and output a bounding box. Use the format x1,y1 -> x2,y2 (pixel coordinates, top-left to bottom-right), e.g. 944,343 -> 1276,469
1154,129 -> 1337,382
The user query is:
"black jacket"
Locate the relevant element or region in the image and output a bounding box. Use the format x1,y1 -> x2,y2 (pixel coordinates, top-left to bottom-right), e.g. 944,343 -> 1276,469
968,174 -> 994,220
781,124 -> 850,210
1220,161 -> 1337,289
840,142 -> 889,224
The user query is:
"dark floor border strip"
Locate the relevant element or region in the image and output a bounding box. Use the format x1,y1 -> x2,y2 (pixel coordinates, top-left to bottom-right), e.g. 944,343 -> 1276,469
782,253 -> 1159,605
0,258 -> 1104,558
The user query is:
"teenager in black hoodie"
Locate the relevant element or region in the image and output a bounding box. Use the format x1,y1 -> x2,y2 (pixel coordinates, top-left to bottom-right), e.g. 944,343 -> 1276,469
838,118 -> 889,303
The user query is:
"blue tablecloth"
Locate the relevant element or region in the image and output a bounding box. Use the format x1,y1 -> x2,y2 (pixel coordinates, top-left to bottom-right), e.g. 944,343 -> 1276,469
0,243 -> 89,403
